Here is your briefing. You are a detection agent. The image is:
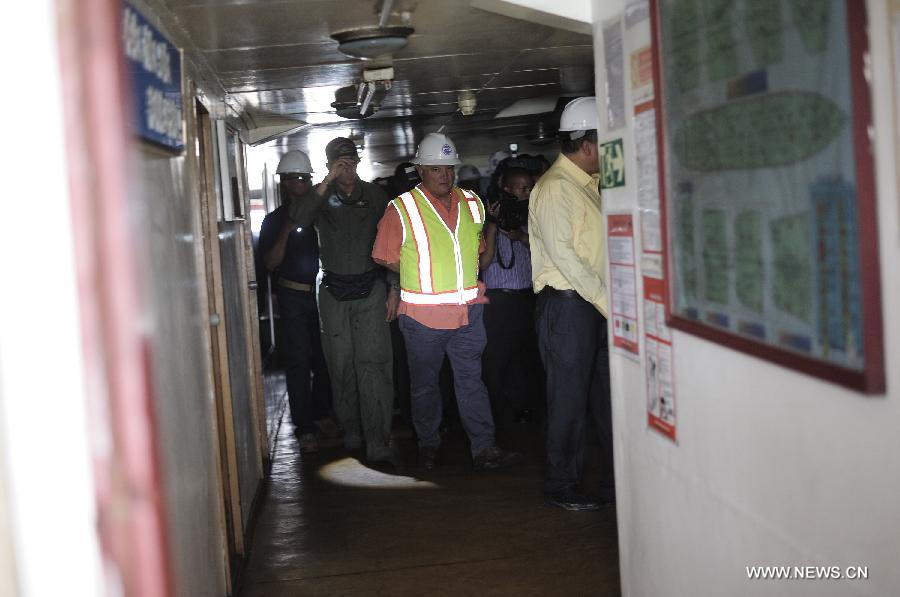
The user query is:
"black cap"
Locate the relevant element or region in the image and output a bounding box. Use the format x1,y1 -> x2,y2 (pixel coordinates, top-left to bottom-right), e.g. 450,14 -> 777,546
325,137 -> 360,162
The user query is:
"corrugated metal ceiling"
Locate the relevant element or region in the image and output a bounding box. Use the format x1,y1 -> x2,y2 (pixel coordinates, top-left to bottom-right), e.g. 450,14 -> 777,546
163,0 -> 595,171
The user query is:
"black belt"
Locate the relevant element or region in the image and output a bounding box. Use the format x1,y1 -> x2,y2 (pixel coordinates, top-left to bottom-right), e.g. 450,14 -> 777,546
540,287 -> 583,300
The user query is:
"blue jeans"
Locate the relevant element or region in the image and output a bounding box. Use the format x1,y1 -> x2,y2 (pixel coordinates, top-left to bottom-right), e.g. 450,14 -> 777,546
399,305 -> 496,456
536,291 -> 614,497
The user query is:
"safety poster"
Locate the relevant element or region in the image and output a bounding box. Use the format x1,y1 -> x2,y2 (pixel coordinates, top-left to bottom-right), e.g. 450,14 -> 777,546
644,276 -> 676,441
608,214 -> 640,356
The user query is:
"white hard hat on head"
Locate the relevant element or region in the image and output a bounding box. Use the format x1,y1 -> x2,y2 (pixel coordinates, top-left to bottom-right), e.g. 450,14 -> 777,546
559,97 -> 599,139
276,150 -> 314,175
411,133 -> 463,166
486,150 -> 510,175
457,164 -> 481,181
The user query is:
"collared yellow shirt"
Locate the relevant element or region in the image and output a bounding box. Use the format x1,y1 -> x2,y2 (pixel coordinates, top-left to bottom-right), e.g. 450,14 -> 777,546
528,153 -> 608,317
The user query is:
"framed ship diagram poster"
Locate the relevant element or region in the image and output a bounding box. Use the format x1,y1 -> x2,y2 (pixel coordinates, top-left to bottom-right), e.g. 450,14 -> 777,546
649,0 -> 884,392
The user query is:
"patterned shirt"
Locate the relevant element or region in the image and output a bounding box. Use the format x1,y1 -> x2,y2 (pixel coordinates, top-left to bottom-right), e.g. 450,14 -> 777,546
482,227 -> 532,290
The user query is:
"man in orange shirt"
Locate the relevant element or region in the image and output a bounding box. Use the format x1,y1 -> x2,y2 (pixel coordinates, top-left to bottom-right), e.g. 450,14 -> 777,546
372,133 -> 521,471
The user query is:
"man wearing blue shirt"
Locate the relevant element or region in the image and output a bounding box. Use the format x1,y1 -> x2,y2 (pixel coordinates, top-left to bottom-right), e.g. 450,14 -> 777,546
258,150 -> 332,455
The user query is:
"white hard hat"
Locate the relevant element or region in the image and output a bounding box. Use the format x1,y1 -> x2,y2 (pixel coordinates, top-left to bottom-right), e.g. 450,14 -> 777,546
486,150 -> 510,175
559,97 -> 598,138
276,150 -> 314,175
457,164 -> 481,181
411,133 -> 463,166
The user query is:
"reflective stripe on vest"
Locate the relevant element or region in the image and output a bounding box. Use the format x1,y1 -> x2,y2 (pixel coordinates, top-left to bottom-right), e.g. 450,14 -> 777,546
394,186 -> 484,305
396,191 -> 434,293
401,286 -> 480,305
465,198 -> 482,224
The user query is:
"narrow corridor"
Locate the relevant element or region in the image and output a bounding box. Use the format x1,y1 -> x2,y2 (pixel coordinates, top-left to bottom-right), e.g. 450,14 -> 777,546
238,413 -> 621,596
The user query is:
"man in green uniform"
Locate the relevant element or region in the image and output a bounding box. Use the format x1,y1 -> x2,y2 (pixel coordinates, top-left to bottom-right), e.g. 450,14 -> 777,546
288,137 -> 398,463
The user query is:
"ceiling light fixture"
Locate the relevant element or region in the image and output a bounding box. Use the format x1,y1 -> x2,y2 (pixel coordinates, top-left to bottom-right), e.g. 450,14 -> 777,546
331,25 -> 414,60
458,90 -> 476,116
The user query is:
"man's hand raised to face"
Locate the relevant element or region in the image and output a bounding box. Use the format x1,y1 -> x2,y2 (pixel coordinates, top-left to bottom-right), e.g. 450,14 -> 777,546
328,157 -> 358,187
316,158 -> 354,195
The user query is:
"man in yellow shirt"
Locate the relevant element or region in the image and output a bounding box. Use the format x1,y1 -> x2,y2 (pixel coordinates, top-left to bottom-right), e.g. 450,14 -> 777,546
529,97 -> 615,511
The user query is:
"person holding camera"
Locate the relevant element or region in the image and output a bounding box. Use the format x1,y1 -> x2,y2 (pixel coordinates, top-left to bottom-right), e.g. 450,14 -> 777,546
480,167 -> 543,430
529,97 -> 615,512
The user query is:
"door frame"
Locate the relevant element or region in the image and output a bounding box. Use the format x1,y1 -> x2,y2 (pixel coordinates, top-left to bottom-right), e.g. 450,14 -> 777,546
194,101 -> 246,575
233,138 -> 270,466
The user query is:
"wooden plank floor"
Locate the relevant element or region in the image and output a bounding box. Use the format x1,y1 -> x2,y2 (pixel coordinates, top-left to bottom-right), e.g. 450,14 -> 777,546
238,414 -> 621,596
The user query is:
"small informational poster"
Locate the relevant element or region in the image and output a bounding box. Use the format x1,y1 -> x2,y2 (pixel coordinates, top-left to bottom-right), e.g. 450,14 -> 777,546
634,101 -> 662,259
893,2 -> 900,239
608,214 -> 639,356
625,0 -> 650,30
644,276 -> 676,442
603,18 -> 626,130
630,45 -> 655,104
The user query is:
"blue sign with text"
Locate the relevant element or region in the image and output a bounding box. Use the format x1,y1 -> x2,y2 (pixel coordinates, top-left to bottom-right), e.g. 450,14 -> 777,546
123,3 -> 184,151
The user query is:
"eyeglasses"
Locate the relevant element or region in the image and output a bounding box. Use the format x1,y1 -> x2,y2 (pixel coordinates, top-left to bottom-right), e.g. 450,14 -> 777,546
282,174 -> 312,183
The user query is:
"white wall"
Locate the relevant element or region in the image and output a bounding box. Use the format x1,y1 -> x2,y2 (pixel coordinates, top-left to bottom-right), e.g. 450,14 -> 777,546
135,144 -> 229,597
474,0 -> 624,28
0,1 -> 106,595
594,1 -> 900,595
128,2 -> 233,595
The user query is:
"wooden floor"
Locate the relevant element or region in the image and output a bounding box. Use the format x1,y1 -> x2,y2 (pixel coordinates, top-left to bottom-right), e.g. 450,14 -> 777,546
238,413 -> 621,596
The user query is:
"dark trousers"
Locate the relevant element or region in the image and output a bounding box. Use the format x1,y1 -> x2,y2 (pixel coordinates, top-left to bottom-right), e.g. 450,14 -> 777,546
318,281 -> 394,453
482,290 -> 544,424
389,319 -> 411,423
277,287 -> 332,434
536,290 -> 614,497
399,305 -> 496,457
390,319 -> 456,430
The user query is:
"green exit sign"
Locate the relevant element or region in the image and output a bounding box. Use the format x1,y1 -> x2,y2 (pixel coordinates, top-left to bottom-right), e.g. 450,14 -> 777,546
600,138 -> 625,189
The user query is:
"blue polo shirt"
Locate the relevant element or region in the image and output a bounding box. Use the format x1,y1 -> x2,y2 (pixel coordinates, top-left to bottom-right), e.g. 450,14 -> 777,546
257,205 -> 320,285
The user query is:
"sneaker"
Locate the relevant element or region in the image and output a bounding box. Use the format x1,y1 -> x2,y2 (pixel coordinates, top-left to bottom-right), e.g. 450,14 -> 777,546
472,446 -> 523,471
297,433 -> 319,455
544,490 -> 600,511
418,446 -> 439,470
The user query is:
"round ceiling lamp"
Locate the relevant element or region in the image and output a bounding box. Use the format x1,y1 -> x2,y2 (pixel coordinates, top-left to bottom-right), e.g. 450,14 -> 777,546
331,26 -> 414,60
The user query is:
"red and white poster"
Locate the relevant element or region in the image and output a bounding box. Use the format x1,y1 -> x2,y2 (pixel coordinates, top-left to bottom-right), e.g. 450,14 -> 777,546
643,276 -> 676,441
608,214 -> 639,356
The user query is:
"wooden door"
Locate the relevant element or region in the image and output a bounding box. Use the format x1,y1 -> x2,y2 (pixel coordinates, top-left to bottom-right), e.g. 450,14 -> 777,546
195,102 -> 245,581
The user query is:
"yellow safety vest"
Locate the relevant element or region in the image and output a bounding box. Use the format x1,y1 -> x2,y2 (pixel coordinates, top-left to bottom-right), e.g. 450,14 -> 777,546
392,186 -> 484,305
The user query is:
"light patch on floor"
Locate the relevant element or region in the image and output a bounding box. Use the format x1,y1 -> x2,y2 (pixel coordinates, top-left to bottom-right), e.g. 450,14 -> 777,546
317,458 -> 439,489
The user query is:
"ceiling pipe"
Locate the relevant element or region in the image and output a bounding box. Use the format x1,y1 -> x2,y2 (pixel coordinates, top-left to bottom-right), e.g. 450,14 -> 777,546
360,82 -> 376,116
378,0 -> 394,27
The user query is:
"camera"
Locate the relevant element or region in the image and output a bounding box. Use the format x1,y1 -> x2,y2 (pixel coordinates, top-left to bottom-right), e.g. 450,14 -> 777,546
506,155 -> 541,173
494,190 -> 528,231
